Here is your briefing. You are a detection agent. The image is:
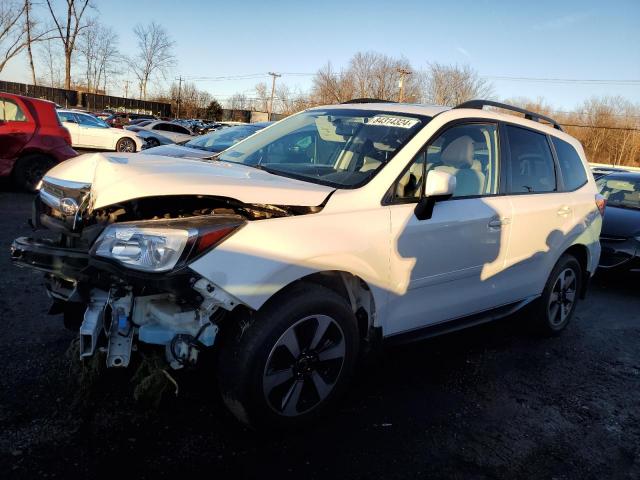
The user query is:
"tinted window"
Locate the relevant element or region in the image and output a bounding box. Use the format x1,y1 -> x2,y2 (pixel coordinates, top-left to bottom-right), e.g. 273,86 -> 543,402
552,137 -> 588,191
58,111 -> 77,123
172,124 -> 190,135
596,175 -> 640,210
1,99 -> 27,122
506,125 -> 556,193
77,113 -> 106,127
394,123 -> 501,200
153,123 -> 171,131
185,125 -> 261,152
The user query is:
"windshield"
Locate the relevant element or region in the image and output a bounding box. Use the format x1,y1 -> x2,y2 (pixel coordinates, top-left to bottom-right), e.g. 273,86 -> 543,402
185,125 -> 261,152
217,108 -> 428,188
597,175 -> 640,209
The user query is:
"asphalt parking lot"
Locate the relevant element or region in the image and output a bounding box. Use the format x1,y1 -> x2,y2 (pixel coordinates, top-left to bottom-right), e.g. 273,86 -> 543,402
1,187 -> 638,480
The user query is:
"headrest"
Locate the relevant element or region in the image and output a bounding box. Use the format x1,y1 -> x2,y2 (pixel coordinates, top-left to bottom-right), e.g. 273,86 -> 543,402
441,136 -> 474,168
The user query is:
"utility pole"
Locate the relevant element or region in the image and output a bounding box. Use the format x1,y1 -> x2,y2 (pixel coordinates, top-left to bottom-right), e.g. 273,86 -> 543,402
268,72 -> 281,121
176,76 -> 182,119
397,68 -> 412,103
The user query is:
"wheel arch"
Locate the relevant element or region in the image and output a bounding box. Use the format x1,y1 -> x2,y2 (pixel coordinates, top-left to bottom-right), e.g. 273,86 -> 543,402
561,243 -> 591,298
258,271 -> 379,343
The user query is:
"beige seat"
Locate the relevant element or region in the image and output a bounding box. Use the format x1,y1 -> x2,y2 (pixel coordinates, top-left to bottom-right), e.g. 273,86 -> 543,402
434,136 -> 485,196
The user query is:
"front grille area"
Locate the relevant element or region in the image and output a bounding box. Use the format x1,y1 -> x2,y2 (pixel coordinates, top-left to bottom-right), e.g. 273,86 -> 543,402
38,177 -> 92,233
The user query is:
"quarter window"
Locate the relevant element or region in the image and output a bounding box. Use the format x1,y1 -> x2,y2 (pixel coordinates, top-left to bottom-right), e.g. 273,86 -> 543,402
0,98 -> 27,122
505,125 -> 556,193
551,137 -> 588,191
393,123 -> 500,201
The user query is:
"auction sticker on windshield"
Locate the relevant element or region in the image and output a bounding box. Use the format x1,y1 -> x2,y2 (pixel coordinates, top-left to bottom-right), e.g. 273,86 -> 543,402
367,115 -> 420,128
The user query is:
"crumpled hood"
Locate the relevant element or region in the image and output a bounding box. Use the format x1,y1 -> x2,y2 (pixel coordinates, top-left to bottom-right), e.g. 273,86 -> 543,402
45,152 -> 335,209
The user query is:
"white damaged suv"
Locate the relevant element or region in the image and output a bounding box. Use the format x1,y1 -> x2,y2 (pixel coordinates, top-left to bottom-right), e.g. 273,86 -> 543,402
11,100 -> 603,428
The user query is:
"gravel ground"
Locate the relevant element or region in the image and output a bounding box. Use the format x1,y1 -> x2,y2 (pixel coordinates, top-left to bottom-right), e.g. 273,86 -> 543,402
1,186 -> 638,479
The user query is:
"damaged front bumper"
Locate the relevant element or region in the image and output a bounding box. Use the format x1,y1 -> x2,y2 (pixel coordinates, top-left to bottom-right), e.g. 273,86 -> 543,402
11,234 -> 235,369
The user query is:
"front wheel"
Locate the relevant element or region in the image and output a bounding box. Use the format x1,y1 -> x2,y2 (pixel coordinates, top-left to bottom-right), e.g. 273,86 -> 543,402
218,283 -> 359,429
531,254 -> 582,336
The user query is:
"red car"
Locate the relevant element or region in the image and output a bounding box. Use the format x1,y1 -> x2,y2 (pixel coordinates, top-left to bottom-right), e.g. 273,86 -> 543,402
0,92 -> 77,191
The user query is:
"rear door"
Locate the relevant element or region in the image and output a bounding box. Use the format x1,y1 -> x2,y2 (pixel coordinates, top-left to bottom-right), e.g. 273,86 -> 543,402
0,96 -> 35,174
501,124 -> 575,300
76,113 -> 111,148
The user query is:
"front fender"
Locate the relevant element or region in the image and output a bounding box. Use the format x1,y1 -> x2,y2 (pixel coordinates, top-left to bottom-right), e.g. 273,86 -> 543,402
188,209 -> 391,311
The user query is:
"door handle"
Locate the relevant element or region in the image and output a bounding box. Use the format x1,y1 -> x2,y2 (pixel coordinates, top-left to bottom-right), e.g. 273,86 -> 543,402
557,206 -> 571,217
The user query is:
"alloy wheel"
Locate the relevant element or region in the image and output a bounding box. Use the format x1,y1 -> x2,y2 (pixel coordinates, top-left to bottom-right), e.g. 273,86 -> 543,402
262,315 -> 346,417
118,138 -> 135,152
547,268 -> 577,327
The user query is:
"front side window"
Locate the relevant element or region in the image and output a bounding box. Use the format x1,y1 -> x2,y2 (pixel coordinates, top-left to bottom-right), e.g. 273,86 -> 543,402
173,124 -> 191,135
551,137 -> 588,191
0,98 -> 27,122
505,125 -> 556,193
217,109 -> 428,188
393,123 -> 500,201
77,113 -> 108,128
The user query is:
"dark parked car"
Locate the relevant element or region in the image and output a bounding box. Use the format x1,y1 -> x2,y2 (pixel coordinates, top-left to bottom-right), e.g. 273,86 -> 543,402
597,171 -> 640,271
0,92 -> 77,190
142,122 -> 273,158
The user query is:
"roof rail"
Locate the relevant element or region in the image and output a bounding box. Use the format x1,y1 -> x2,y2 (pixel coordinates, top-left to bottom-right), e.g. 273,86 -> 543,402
341,98 -> 396,104
454,99 -> 563,131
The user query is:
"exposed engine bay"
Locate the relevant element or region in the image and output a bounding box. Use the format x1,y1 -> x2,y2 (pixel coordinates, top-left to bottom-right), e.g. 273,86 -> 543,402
11,176 -> 323,370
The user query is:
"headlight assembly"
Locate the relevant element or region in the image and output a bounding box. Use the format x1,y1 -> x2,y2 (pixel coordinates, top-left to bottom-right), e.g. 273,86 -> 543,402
91,216 -> 244,273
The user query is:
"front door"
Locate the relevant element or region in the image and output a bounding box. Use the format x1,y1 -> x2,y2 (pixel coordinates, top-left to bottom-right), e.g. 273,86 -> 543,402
385,122 -> 514,336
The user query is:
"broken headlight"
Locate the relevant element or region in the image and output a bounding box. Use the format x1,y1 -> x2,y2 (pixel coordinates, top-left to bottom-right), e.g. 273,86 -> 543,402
91,216 -> 244,272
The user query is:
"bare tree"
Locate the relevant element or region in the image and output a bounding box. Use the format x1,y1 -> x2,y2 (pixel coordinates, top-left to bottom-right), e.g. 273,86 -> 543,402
253,82 -> 270,112
37,36 -> 63,87
129,22 -> 175,100
77,22 -> 119,93
0,1 -> 28,74
44,0 -> 92,89
311,52 -> 422,104
227,93 -> 249,110
423,63 -> 493,106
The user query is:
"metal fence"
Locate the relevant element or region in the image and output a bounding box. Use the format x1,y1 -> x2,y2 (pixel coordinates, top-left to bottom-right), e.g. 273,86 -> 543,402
0,80 -> 171,117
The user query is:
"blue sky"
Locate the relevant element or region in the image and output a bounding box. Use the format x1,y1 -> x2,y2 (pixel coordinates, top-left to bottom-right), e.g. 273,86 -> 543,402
2,0 -> 639,109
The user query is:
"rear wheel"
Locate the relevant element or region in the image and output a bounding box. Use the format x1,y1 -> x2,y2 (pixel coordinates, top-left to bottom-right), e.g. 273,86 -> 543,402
218,283 -> 359,429
531,254 -> 582,335
116,137 -> 136,152
12,154 -> 56,192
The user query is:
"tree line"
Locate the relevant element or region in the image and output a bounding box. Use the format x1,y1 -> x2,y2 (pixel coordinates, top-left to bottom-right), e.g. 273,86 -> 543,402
1,2 -> 637,166
0,0 -> 176,100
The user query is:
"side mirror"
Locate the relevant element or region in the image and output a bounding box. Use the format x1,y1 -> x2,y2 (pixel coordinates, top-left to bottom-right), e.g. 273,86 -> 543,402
414,171 -> 456,221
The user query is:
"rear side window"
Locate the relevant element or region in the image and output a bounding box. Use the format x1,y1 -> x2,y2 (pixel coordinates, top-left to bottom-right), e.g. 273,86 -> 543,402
58,111 -> 76,123
505,125 -> 556,193
153,123 -> 170,131
551,137 -> 588,191
0,99 -> 27,122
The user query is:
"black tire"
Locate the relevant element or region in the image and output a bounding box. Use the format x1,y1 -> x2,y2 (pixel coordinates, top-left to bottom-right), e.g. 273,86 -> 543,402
218,283 -> 359,429
116,137 -> 136,152
530,254 -> 582,336
12,154 -> 57,192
